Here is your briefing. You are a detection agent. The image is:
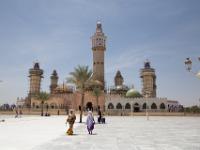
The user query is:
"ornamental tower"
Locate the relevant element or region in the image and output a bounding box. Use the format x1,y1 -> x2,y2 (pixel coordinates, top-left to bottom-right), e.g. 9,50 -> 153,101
140,61 -> 157,98
91,21 -> 107,88
115,70 -> 124,87
28,62 -> 43,97
50,70 -> 58,94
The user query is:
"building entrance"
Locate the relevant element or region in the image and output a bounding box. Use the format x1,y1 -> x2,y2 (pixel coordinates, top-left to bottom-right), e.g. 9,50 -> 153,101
86,102 -> 93,111
133,103 -> 140,112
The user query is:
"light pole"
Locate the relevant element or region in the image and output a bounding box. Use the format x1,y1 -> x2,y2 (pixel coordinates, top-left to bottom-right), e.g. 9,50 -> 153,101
199,98 -> 200,108
0,80 -> 5,122
184,57 -> 200,78
185,57 -> 200,107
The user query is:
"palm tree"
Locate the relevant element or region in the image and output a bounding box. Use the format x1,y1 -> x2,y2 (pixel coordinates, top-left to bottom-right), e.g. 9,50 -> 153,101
36,92 -> 50,116
67,65 -> 92,123
92,86 -> 102,111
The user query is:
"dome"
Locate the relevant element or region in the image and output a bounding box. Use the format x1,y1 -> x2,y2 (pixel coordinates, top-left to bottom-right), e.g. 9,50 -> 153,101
54,84 -> 73,93
126,88 -> 142,98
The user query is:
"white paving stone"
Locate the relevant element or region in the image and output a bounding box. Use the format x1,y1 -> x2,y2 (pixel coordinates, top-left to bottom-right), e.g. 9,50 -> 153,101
0,116 -> 200,150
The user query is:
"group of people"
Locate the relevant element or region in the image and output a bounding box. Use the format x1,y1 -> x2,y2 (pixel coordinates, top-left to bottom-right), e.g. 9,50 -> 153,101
66,109 -> 104,135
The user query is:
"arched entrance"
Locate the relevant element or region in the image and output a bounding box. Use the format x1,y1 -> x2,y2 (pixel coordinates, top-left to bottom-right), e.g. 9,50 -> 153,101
133,103 -> 140,112
116,103 -> 122,109
151,103 -> 157,109
142,103 -> 146,109
125,103 -> 131,109
108,103 -> 114,109
86,102 -> 93,111
160,103 -> 165,109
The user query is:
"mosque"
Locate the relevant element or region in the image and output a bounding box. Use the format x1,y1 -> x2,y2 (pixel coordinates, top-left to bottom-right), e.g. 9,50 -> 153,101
106,61 -> 181,115
19,22 -> 181,114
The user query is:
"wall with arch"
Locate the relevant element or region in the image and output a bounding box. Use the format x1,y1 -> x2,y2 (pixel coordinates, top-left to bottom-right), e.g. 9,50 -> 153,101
105,94 -> 180,114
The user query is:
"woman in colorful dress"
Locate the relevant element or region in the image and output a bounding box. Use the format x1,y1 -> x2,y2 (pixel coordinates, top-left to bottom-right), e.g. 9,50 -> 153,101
66,110 -> 76,135
86,111 -> 95,135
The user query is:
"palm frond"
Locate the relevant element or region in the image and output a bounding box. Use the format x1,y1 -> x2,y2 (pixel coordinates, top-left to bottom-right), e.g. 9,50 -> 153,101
67,65 -> 92,91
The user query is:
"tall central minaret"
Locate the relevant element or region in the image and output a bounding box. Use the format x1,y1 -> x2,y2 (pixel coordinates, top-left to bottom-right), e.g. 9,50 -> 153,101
91,21 -> 107,88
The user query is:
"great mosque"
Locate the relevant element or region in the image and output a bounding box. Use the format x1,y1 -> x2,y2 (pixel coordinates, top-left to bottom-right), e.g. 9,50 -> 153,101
19,22 -> 180,114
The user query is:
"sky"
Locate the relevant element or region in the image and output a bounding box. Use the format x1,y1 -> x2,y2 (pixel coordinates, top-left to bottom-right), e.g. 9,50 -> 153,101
0,0 -> 199,106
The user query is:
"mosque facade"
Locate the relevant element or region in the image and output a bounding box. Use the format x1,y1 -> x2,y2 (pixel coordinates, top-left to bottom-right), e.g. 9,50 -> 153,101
26,22 -> 106,112
106,61 -> 181,114
19,22 -> 181,114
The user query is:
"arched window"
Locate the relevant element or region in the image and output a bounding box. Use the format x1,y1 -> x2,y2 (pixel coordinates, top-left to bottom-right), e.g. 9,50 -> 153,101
116,103 -> 122,109
108,103 -> 114,109
151,103 -> 157,109
160,103 -> 165,109
142,103 -> 146,109
125,103 -> 131,109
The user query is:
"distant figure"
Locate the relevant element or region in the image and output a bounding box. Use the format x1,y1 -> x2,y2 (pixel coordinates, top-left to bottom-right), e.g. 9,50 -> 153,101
66,110 -> 76,135
14,108 -> 18,118
57,110 -> 60,115
86,111 -> 95,135
97,109 -> 102,124
19,109 -> 23,117
0,119 -> 5,122
101,112 -> 106,124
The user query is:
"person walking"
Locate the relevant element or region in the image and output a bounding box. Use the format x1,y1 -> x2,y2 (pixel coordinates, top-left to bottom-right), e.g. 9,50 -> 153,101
86,111 -> 95,135
14,107 -> 18,118
97,109 -> 102,124
66,110 -> 76,135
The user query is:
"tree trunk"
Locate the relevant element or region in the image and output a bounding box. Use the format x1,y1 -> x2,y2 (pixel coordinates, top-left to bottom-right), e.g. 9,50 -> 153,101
96,96 -> 99,111
80,92 -> 85,123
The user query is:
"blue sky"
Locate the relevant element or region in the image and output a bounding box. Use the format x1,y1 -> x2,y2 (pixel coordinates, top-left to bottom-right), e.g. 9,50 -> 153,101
0,0 -> 199,106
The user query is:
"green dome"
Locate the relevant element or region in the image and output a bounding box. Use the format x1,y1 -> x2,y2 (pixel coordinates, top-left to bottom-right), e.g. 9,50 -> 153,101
126,89 -> 142,98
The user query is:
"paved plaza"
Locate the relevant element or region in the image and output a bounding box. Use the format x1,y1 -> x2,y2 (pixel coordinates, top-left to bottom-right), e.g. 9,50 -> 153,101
0,115 -> 200,150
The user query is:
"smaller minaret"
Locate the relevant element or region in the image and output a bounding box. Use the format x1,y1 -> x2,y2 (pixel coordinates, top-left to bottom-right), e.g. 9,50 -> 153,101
50,70 -> 58,94
29,62 -> 43,97
140,60 -> 157,98
114,70 -> 124,87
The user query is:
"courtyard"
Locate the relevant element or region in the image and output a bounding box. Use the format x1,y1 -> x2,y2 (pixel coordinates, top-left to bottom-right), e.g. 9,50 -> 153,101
0,115 -> 200,150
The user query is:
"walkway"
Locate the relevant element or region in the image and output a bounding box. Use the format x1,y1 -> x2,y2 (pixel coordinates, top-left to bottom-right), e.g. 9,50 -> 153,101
33,116 -> 200,150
